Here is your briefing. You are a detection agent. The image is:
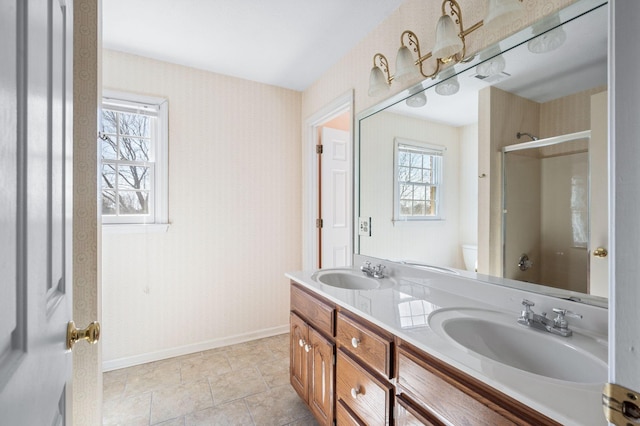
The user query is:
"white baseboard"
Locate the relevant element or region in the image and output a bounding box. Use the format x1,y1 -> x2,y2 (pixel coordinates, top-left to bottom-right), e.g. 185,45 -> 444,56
102,324 -> 289,372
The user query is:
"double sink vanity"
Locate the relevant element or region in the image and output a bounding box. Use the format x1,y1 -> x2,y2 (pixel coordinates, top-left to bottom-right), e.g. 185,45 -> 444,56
286,255 -> 608,425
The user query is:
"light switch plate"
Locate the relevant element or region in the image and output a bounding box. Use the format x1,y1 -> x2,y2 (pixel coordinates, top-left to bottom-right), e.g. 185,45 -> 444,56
358,217 -> 371,236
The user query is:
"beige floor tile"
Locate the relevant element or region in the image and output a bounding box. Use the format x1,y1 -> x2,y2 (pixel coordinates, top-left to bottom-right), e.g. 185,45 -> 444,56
150,379 -> 214,424
103,393 -> 152,426
245,384 -> 312,426
284,416 -> 320,426
153,416 -> 185,426
257,356 -> 290,389
103,370 -> 127,402
125,364 -> 182,396
185,400 -> 254,426
209,367 -> 268,405
181,352 -> 232,383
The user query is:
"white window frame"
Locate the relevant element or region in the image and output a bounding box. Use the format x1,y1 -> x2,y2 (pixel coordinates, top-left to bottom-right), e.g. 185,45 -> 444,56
393,138 -> 444,222
100,90 -> 169,232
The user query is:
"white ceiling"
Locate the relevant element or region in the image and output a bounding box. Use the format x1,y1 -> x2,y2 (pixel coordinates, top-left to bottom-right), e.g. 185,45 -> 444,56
102,0 -> 406,91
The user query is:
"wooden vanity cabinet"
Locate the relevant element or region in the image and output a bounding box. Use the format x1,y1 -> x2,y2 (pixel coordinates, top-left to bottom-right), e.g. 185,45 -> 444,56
394,339 -> 561,426
290,284 -> 336,426
335,310 -> 394,425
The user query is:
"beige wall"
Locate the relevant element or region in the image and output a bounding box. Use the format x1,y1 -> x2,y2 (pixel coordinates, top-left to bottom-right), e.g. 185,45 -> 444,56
359,112 -> 462,267
101,50 -> 302,366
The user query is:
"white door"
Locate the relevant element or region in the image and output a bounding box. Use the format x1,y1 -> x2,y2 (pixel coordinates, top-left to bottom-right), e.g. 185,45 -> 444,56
589,91 -> 608,298
320,127 -> 351,268
609,1 -> 640,420
0,0 -> 75,424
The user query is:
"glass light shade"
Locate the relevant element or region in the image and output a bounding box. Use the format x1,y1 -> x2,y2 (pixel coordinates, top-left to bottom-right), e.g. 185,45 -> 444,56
435,75 -> 460,96
484,0 -> 524,29
432,15 -> 463,60
395,46 -> 420,83
368,66 -> 390,97
476,53 -> 506,77
527,27 -> 567,53
406,91 -> 427,108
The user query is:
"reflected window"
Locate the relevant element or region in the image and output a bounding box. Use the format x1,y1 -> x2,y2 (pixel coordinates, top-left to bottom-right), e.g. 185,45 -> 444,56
396,290 -> 439,329
394,138 -> 444,221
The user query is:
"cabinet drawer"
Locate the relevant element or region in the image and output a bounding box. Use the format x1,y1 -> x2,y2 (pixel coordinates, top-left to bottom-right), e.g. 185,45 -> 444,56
396,344 -> 559,426
336,312 -> 392,378
396,395 -> 441,426
336,350 -> 392,425
291,283 -> 335,337
336,400 -> 365,426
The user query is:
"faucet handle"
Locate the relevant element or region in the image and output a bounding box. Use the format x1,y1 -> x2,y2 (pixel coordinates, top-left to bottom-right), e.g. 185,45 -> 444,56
519,299 -> 535,321
552,308 -> 582,330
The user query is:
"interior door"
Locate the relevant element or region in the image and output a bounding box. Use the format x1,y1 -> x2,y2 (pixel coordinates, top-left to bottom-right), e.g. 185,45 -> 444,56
0,0 -> 74,424
320,127 -> 351,268
589,91 -> 608,298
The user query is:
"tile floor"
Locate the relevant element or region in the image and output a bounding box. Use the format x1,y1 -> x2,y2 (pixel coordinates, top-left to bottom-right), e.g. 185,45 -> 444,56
103,333 -> 319,425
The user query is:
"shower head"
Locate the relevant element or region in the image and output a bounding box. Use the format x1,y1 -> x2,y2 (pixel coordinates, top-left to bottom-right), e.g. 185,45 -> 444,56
517,132 -> 538,141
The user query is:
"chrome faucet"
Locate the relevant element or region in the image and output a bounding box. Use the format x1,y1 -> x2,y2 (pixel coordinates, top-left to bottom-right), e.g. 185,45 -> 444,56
517,299 -> 582,337
361,261 -> 386,279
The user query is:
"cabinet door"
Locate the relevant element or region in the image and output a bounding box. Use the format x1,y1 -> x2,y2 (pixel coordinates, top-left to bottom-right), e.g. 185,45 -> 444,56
396,395 -> 442,426
308,328 -> 335,426
290,312 -> 309,401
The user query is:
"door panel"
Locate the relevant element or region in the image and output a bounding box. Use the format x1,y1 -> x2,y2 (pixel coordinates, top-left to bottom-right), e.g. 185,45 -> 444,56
320,127 -> 351,268
0,0 -> 74,424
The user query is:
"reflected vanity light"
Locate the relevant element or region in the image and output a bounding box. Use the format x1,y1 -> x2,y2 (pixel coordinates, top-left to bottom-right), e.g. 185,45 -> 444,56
367,0 -> 523,97
475,46 -> 506,77
406,91 -> 427,107
527,16 -> 567,54
435,73 -> 460,96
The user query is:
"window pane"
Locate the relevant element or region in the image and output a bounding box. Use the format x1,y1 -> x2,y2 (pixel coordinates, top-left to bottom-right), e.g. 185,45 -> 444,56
410,153 -> 422,168
119,137 -> 150,161
101,190 -> 117,215
398,166 -> 410,183
118,191 -> 149,214
101,110 -> 118,134
119,112 -> 150,137
409,167 -> 421,182
413,186 -> 426,200
422,169 -> 433,184
100,135 -> 117,160
400,200 -> 412,215
118,165 -> 150,190
101,164 -> 116,189
398,151 -> 410,167
412,201 -> 425,216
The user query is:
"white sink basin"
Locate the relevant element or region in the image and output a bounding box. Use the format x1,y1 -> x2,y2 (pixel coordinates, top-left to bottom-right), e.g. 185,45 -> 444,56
311,268 -> 396,290
428,308 -> 607,384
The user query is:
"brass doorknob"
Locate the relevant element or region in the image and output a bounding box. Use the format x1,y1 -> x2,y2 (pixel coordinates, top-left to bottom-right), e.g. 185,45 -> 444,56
593,247 -> 608,258
67,321 -> 100,350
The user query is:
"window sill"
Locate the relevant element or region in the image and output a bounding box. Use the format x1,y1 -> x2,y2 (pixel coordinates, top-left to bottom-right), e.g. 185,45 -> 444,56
102,223 -> 170,234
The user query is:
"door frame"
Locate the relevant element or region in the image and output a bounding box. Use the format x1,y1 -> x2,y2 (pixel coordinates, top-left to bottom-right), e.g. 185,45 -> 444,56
302,91 -> 353,270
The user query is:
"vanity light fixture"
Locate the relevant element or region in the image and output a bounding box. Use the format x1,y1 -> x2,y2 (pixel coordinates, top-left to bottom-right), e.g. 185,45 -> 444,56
367,0 -> 523,97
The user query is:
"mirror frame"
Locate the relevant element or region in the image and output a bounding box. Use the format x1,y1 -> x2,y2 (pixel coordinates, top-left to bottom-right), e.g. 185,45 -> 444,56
354,0 -> 609,308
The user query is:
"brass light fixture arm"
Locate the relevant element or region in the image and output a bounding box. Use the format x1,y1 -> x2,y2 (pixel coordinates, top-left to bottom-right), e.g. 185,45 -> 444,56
373,52 -> 393,84
401,30 -> 441,79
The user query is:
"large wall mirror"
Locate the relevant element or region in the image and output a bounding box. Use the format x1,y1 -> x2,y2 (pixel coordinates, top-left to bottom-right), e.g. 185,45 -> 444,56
356,0 -> 608,307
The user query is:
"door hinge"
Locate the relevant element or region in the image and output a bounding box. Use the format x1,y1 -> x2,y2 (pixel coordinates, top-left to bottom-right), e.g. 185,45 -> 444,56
603,383 -> 640,425
316,144 -> 323,154
316,218 -> 323,228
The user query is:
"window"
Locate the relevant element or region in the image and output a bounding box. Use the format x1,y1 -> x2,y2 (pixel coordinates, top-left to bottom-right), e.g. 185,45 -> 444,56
99,91 -> 168,228
393,138 -> 444,221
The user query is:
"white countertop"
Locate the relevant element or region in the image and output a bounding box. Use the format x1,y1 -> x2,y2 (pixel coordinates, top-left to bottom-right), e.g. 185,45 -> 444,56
286,259 -> 608,426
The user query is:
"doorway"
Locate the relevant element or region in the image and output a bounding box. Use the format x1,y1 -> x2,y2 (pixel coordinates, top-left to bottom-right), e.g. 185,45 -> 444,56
303,92 -> 354,270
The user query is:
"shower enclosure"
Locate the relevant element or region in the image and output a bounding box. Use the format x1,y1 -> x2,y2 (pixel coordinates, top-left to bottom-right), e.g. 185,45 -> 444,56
502,130 -> 591,293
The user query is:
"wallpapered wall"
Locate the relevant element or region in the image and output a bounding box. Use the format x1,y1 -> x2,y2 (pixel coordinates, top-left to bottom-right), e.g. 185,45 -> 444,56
100,51 -> 302,367
73,0 -> 101,424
